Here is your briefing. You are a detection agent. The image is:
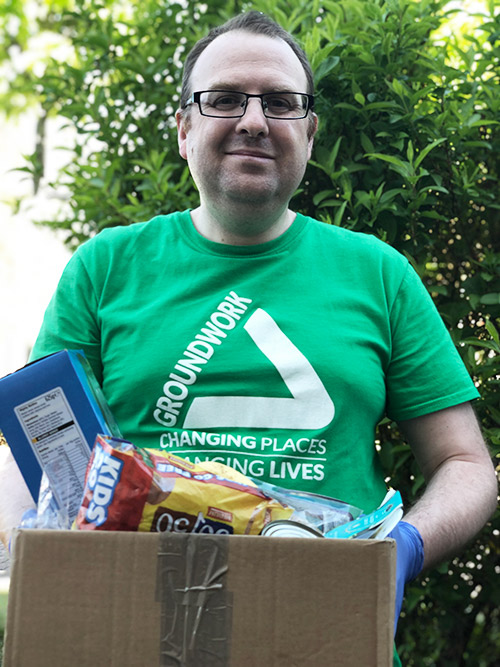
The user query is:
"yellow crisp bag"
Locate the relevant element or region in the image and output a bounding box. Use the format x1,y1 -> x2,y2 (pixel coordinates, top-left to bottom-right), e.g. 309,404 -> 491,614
75,435 -> 293,535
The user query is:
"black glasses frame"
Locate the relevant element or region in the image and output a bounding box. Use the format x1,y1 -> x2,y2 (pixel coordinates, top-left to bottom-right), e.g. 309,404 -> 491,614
185,90 -> 315,119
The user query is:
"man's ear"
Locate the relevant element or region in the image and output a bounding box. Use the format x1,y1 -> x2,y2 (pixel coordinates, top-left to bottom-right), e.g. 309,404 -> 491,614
176,109 -> 188,160
307,113 -> 318,159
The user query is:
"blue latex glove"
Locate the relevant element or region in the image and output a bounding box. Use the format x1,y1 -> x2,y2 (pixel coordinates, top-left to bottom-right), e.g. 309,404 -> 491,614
389,520 -> 424,636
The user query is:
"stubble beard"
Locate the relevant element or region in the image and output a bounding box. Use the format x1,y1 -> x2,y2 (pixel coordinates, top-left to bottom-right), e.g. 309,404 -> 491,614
203,158 -> 305,230
202,178 -> 291,239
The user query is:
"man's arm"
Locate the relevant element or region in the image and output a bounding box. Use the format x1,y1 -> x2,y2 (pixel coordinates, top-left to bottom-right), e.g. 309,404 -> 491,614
398,401 -> 497,569
0,446 -> 36,550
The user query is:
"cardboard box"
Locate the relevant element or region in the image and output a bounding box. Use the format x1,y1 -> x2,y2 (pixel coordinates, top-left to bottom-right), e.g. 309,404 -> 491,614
0,350 -> 120,518
3,530 -> 396,666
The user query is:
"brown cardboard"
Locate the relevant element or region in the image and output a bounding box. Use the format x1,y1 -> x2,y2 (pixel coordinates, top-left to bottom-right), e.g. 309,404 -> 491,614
3,530 -> 395,666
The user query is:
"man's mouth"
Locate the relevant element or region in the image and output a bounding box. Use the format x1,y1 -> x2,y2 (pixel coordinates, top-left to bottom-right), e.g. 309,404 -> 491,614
226,148 -> 274,160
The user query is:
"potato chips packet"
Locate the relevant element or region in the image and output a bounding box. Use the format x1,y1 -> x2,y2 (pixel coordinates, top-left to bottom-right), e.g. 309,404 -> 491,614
75,435 -> 294,535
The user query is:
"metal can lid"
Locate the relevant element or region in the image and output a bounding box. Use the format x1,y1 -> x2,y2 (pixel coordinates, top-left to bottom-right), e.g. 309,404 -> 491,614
261,520 -> 323,538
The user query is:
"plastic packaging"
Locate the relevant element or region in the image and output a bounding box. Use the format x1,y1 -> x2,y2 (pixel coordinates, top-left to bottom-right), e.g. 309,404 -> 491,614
251,479 -> 362,534
75,435 -> 362,536
17,472 -> 71,532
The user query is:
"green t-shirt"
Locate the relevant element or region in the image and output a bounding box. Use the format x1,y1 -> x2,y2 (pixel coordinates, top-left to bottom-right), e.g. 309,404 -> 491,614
31,211 -> 478,513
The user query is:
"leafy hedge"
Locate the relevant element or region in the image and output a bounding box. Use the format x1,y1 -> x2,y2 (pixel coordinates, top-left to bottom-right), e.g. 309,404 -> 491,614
1,0 -> 499,663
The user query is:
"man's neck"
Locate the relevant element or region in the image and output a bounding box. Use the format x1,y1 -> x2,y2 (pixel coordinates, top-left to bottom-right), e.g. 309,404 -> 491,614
190,206 -> 296,246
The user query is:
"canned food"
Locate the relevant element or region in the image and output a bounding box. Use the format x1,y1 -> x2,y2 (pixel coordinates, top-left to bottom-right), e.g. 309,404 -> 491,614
261,519 -> 323,538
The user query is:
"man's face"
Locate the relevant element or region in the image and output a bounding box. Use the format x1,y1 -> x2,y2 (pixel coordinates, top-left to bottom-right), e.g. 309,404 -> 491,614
176,31 -> 317,217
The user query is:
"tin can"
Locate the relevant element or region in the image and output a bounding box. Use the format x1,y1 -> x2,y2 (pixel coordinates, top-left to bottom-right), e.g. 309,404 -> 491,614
261,519 -> 323,538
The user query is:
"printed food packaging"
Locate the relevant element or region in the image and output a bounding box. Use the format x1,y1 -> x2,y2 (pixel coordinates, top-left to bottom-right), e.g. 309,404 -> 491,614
74,435 -> 360,537
0,350 -> 120,521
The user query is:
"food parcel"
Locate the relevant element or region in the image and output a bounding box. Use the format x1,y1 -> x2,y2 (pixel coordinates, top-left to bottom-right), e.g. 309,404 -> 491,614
0,351 -> 397,666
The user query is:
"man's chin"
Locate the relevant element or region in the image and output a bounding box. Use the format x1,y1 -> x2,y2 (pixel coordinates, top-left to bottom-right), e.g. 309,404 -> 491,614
227,188 -> 276,204
221,178 -> 282,205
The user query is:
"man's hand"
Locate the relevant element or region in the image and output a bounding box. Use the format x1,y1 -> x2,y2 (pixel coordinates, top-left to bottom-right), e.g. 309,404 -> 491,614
389,520 -> 424,636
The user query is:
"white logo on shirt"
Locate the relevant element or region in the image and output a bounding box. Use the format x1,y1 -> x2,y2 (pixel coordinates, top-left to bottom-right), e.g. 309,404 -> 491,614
183,308 -> 335,430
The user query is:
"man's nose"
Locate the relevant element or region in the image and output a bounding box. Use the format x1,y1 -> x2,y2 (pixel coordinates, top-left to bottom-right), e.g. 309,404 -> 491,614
235,98 -> 270,137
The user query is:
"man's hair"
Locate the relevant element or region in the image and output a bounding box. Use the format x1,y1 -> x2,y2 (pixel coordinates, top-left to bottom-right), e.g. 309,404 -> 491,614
179,11 -> 314,109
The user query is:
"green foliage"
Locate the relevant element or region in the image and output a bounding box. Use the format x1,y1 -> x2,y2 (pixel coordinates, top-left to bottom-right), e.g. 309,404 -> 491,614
283,2 -> 500,663
1,0 -> 499,664
0,590 -> 6,661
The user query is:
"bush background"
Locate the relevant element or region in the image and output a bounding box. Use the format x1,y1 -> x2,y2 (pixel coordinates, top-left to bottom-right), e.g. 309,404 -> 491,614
1,0 -> 498,664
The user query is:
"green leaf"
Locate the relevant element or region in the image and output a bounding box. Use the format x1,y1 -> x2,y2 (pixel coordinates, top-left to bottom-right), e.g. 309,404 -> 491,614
352,79 -> 365,106
460,338 -> 500,354
313,55 -> 340,85
354,92 -> 366,106
360,132 -> 374,154
390,78 -> 406,98
363,101 -> 400,112
89,178 -> 105,188
333,103 -> 360,112
480,293 -> 500,305
380,188 -> 406,203
313,190 -> 336,206
414,137 -> 447,169
328,136 -> 343,171
364,153 -> 407,169
485,319 -> 500,345
406,140 -> 414,164
364,152 -> 412,180
333,200 -> 348,226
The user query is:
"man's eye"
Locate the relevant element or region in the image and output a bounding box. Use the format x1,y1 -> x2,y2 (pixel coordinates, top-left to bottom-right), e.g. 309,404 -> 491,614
265,95 -> 298,113
268,97 -> 291,108
211,95 -> 242,108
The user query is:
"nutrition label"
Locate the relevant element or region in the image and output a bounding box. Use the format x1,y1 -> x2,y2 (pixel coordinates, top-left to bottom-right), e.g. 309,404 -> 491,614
14,387 -> 91,519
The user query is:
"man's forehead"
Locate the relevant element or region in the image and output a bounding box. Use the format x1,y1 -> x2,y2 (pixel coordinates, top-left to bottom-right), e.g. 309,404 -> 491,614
189,30 -> 308,92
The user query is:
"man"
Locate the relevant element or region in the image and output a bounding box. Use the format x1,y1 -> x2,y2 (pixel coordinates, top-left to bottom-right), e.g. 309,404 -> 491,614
29,11 -> 497,663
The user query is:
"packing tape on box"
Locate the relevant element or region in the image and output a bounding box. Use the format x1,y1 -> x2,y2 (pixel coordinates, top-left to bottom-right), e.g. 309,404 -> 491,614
156,533 -> 232,667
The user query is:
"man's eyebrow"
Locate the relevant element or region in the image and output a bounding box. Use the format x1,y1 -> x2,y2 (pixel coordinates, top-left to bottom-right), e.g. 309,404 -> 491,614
204,83 -> 240,91
204,83 -> 301,93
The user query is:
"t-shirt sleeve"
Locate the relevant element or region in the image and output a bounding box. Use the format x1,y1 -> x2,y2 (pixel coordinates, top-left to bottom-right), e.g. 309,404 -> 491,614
385,262 -> 479,421
30,248 -> 104,385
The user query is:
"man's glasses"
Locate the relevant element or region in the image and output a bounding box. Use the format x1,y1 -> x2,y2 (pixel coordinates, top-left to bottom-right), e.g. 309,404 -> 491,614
185,90 -> 314,119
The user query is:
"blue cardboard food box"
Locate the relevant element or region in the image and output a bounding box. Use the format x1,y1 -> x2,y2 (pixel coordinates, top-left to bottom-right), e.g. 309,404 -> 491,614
0,350 -> 120,520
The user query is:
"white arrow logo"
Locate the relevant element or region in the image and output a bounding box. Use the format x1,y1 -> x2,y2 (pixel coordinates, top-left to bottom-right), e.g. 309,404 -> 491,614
183,308 -> 335,430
